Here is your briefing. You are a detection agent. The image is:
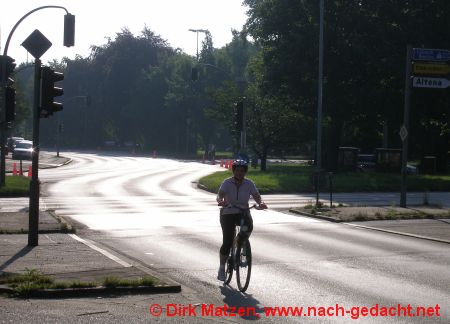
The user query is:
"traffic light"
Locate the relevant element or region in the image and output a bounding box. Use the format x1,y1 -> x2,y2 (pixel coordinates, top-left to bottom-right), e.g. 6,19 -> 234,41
235,101 -> 244,131
40,66 -> 64,118
64,14 -> 75,47
5,80 -> 16,123
0,55 -> 16,78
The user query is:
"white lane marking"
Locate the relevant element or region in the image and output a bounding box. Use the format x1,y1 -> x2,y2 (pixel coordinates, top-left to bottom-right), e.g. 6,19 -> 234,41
68,234 -> 132,268
44,234 -> 57,243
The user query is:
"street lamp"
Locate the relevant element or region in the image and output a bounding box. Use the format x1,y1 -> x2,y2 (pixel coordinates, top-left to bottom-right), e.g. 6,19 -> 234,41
188,29 -> 209,60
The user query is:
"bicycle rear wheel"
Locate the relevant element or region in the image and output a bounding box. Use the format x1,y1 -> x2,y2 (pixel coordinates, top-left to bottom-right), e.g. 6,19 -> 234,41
236,239 -> 252,292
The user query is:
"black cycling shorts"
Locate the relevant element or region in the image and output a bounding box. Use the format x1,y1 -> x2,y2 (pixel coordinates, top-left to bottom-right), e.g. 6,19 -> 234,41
219,212 -> 253,256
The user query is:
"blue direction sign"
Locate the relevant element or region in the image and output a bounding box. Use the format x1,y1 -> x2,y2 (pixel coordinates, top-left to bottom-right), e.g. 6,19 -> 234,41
413,77 -> 450,89
413,48 -> 450,62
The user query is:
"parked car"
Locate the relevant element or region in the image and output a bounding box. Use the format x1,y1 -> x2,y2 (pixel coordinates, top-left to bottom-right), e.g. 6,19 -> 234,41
6,136 -> 24,154
406,164 -> 418,174
12,140 -> 33,160
357,154 -> 376,172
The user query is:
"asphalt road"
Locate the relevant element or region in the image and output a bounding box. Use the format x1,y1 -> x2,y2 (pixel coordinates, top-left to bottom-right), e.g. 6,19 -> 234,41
4,152 -> 449,323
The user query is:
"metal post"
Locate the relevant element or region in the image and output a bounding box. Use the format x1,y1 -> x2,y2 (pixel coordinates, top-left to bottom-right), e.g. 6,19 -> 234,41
56,122 -> 60,157
329,172 -> 333,208
400,46 -> 412,208
28,59 -> 41,246
316,0 -> 325,206
0,59 -> 7,187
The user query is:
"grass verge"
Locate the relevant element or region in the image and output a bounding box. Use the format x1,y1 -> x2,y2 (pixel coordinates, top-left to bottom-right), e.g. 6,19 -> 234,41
0,176 -> 30,197
199,164 -> 450,194
0,269 -> 156,298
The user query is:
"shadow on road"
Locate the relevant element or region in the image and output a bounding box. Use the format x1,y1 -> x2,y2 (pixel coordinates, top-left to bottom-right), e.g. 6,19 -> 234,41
220,284 -> 264,320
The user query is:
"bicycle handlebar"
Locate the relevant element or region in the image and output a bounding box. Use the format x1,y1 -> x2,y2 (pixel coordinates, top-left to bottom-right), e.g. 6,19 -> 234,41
218,203 -> 267,210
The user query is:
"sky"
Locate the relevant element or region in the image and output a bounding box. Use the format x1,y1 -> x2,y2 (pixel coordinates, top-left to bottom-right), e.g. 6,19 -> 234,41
1,0 -> 249,65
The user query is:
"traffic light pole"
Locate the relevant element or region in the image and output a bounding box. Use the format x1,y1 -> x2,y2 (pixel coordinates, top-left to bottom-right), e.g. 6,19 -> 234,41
0,64 -> 6,187
28,58 -> 41,246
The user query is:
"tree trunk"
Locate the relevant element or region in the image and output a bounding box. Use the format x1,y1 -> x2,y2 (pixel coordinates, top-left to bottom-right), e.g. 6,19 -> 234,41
260,147 -> 268,172
325,119 -> 343,172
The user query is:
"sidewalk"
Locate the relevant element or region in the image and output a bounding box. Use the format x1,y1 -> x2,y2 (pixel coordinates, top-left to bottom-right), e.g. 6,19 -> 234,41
0,212 -> 180,298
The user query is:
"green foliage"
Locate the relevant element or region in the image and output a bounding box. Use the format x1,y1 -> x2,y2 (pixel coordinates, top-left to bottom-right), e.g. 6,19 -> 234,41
9,2 -> 448,169
103,276 -> 155,288
244,0 -> 450,171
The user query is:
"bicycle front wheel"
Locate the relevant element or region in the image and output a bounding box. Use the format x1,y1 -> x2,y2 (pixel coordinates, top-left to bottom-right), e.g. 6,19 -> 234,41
236,239 -> 252,292
224,251 -> 234,284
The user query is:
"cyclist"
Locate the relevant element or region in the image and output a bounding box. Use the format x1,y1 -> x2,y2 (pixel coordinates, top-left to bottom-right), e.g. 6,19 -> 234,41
216,159 -> 267,281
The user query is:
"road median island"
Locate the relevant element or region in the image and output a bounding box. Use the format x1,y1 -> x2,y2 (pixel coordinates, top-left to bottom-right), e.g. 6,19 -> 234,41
198,164 -> 450,194
289,205 -> 450,223
289,205 -> 450,244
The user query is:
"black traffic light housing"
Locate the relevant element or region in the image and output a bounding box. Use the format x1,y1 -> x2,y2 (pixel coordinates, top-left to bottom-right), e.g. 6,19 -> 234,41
40,66 -> 64,118
0,55 -> 16,78
235,101 -> 244,131
5,78 -> 16,123
64,14 -> 75,47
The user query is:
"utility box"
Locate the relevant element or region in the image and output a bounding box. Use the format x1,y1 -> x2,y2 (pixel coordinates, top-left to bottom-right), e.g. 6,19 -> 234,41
421,156 -> 437,174
338,147 -> 359,171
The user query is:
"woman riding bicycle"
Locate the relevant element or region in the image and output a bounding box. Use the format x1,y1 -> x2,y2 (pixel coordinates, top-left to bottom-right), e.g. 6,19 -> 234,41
216,159 -> 267,281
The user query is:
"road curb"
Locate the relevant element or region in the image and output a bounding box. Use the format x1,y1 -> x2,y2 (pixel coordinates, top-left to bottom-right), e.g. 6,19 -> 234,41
289,209 -> 450,244
289,208 -> 342,222
344,223 -> 450,245
0,284 -> 181,299
39,157 -> 73,169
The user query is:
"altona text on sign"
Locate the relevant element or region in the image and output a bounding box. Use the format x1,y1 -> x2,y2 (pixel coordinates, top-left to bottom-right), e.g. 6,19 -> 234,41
413,77 -> 450,89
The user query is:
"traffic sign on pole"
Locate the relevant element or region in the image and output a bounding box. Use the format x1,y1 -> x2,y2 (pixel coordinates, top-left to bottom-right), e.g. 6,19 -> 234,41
413,48 -> 450,62
413,77 -> 450,89
399,125 -> 408,142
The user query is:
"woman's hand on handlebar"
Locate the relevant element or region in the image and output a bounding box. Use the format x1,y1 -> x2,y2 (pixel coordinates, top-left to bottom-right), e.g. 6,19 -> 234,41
259,202 -> 268,210
217,200 -> 227,207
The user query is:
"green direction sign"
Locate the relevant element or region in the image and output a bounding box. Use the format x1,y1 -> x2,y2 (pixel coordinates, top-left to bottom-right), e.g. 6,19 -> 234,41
413,62 -> 450,75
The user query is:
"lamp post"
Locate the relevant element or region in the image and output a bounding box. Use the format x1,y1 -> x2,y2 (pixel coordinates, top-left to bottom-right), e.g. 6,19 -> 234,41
188,29 -> 209,60
186,29 -> 208,155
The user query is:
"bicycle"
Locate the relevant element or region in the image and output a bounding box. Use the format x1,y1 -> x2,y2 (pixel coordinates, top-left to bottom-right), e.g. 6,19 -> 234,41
222,204 -> 265,292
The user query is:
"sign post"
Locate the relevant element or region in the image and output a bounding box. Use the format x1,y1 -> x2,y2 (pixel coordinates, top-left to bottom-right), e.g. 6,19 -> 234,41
401,47 -> 450,207
400,46 -> 412,208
